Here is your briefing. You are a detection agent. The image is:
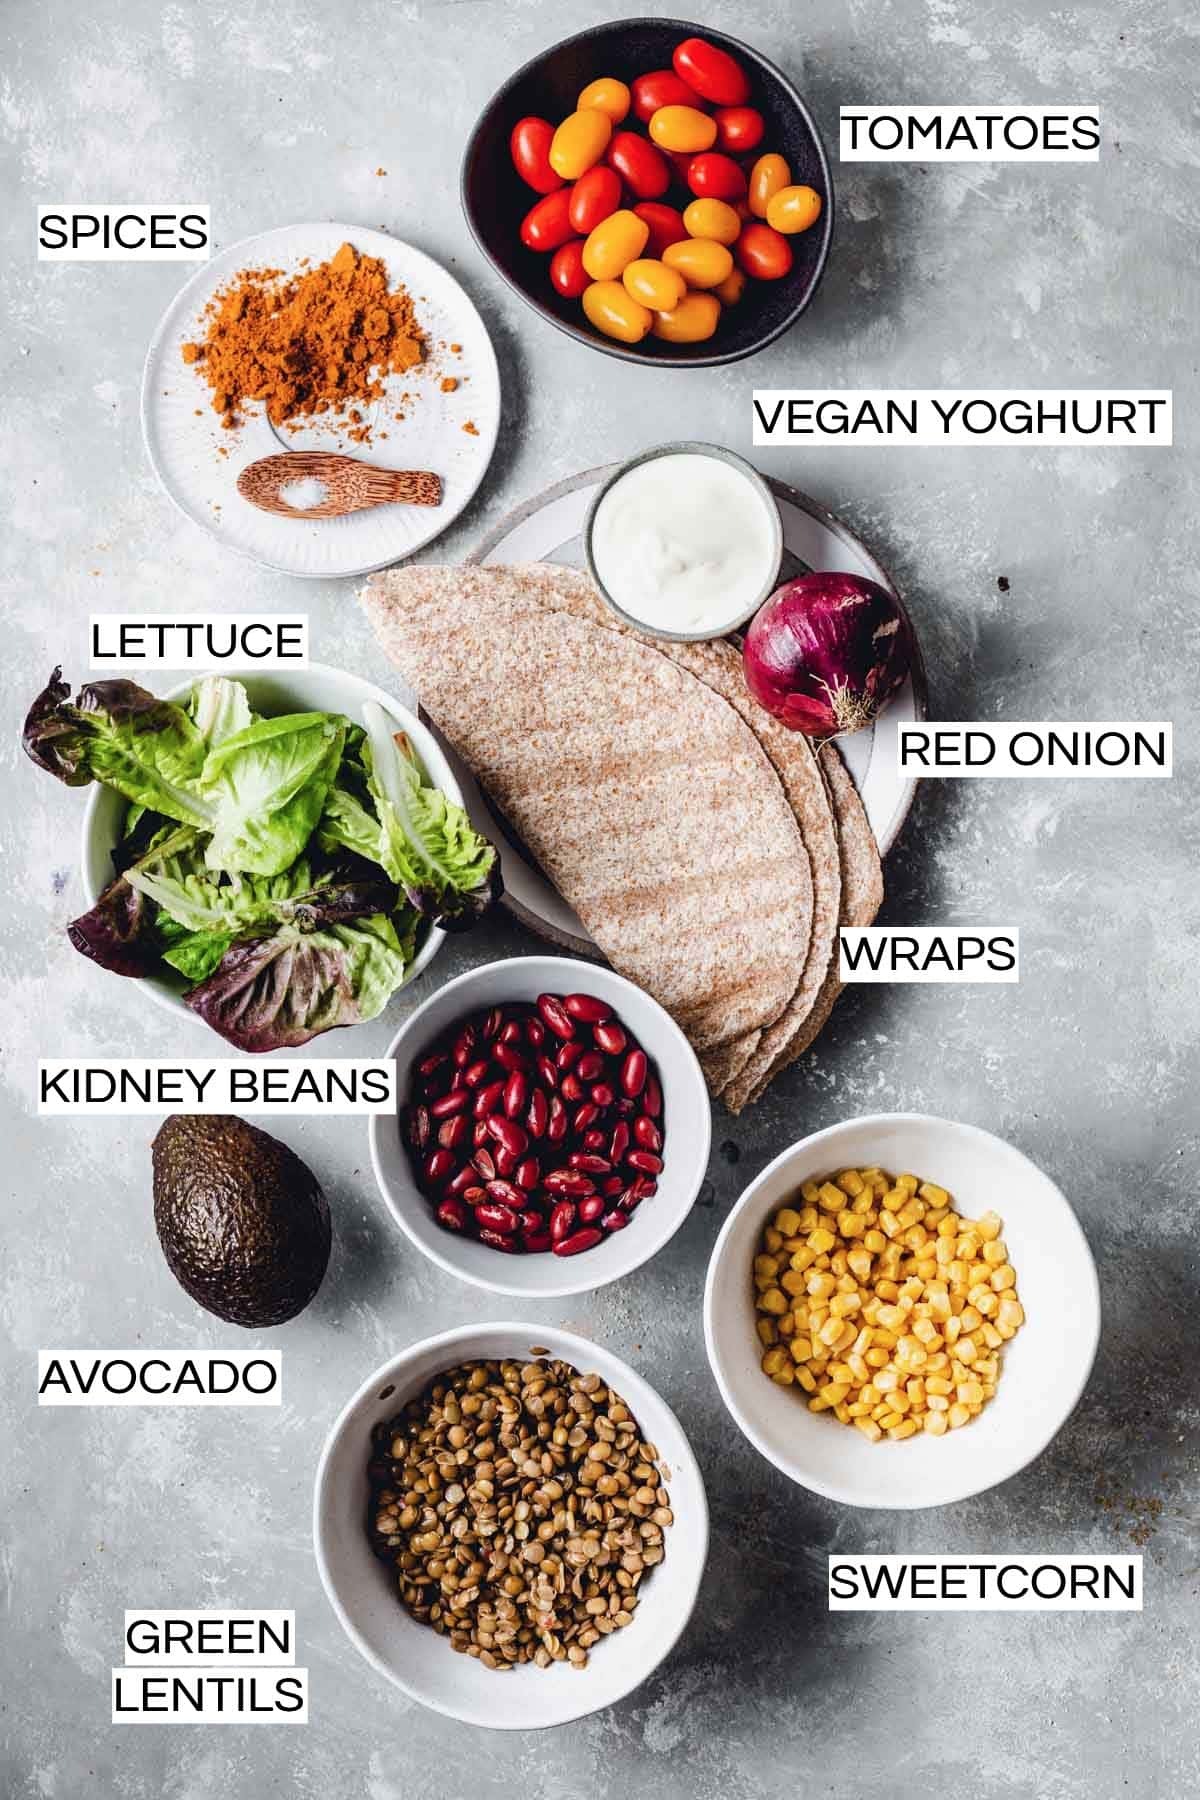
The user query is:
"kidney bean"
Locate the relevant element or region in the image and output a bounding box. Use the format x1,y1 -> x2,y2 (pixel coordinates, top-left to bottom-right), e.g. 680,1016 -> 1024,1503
519,1208 -> 544,1234
609,1120 -> 630,1162
418,1052 -> 447,1079
436,1197 -> 468,1233
582,1128 -> 607,1152
446,1164 -> 480,1198
472,1120 -> 490,1149
601,1208 -> 629,1232
563,993 -> 613,1024
544,1169 -> 596,1198
536,1054 -> 560,1089
479,1228 -> 518,1253
461,1185 -> 486,1207
525,1017 -> 546,1047
494,1144 -> 519,1176
473,1079 -> 505,1119
526,1087 -> 549,1139
553,1227 -> 604,1257
591,1083 -> 615,1108
578,1195 -> 605,1224
515,1156 -> 541,1191
463,1058 -> 491,1088
522,1229 -> 553,1253
476,1201 -> 519,1234
482,1007 -> 505,1040
452,1027 -> 477,1066
486,1178 -> 526,1209
556,1040 -> 585,1072
537,993 -> 576,1039
593,1020 -> 627,1056
438,1115 -> 470,1151
627,1149 -> 663,1174
449,1069 -> 469,1091
616,1097 -> 636,1117
576,1050 -> 605,1081
560,1072 -> 585,1103
572,1102 -> 600,1134
407,1104 -> 431,1151
602,1175 -> 625,1197
569,1153 -> 612,1173
494,1042 -> 529,1074
499,1019 -> 522,1044
632,1175 -> 658,1199
634,1116 -> 663,1152
643,1073 -> 663,1118
423,1149 -> 456,1186
617,1186 -> 644,1213
430,1088 -> 469,1119
486,1115 -> 528,1158
547,1095 -> 568,1142
620,1048 -> 648,1098
549,1200 -> 577,1241
503,1070 -> 528,1119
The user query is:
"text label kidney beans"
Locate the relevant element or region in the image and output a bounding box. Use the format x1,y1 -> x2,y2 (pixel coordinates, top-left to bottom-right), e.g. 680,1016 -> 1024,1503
409,994 -> 665,1260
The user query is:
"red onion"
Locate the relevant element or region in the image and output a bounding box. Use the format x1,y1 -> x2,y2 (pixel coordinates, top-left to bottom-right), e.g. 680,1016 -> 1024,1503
743,571 -> 913,737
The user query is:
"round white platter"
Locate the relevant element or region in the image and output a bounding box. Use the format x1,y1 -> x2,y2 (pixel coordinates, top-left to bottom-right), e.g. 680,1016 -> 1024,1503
141,223 -> 500,579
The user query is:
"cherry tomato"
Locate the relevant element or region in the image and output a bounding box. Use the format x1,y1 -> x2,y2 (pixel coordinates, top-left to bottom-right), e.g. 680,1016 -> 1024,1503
748,151 -> 791,219
607,129 -> 671,200
714,267 -> 747,306
673,36 -> 751,107
509,116 -> 563,194
633,201 -> 688,256
569,164 -> 623,234
577,76 -> 630,124
766,183 -> 823,234
581,208 -> 649,281
621,257 -> 687,311
735,219 -> 793,280
663,235 -> 734,289
682,196 -> 741,245
649,104 -> 718,155
713,105 -> 765,154
630,69 -> 708,124
549,109 -> 612,180
651,291 -> 721,343
686,150 -> 747,200
549,238 -> 589,298
519,187 -> 576,253
582,280 -> 652,344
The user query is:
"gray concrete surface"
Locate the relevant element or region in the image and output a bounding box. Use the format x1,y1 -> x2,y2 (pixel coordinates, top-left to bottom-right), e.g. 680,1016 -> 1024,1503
3,1 -> 1198,1795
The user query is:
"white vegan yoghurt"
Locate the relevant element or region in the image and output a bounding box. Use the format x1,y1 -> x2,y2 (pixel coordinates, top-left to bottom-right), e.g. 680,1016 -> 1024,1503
589,451 -> 781,639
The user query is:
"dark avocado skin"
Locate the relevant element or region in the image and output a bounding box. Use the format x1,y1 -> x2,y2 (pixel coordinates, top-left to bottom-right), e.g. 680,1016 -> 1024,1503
152,1115 -> 331,1327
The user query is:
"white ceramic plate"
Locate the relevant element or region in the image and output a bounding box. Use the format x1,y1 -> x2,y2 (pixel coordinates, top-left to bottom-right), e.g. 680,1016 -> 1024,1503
141,223 -> 500,578
450,466 -> 926,952
79,661 -> 463,1025
368,955 -> 712,1298
314,1322 -> 709,1729
704,1114 -> 1101,1509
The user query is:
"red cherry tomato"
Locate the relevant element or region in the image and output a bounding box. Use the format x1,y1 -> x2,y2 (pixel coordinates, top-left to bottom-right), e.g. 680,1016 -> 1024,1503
673,36 -> 751,107
735,219 -> 794,280
713,105 -> 765,153
509,116 -> 564,194
549,238 -> 589,298
519,187 -> 576,252
633,201 -> 688,257
630,68 -> 708,124
569,164 -> 623,234
664,149 -> 696,188
687,151 -> 748,200
606,128 -> 671,200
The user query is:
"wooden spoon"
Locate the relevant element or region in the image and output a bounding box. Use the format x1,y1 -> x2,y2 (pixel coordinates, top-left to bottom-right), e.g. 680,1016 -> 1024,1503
237,452 -> 441,519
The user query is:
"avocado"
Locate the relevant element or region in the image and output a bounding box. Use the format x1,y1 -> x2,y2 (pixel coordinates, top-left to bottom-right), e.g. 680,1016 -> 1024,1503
152,1114 -> 331,1327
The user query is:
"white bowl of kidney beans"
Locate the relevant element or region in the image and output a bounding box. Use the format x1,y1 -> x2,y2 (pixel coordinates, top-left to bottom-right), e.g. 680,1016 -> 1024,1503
369,956 -> 712,1296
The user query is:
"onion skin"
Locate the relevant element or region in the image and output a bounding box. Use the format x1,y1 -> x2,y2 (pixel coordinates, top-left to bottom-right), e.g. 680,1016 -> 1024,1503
743,571 -> 913,737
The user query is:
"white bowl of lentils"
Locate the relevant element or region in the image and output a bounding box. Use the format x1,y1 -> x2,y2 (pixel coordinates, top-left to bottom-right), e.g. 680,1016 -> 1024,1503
314,1321 -> 709,1727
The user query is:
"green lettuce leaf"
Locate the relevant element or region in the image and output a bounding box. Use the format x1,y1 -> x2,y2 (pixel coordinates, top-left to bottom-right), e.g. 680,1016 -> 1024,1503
190,676 -> 253,749
199,711 -> 347,877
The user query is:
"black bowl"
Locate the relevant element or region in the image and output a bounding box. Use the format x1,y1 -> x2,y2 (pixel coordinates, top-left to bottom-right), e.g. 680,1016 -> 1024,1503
461,17 -> 833,368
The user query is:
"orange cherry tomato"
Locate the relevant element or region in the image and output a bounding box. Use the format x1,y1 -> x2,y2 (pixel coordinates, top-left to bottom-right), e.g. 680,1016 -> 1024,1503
519,188 -> 576,252
549,109 -> 612,180
631,69 -> 708,124
577,76 -> 631,124
766,183 -> 824,234
550,239 -> 589,298
713,105 -> 765,154
569,164 -> 623,234
651,291 -> 721,343
672,37 -> 750,107
714,267 -> 747,306
686,150 -> 747,201
621,257 -> 687,311
682,197 -> 741,245
581,208 -> 650,281
582,280 -> 652,344
648,104 -> 718,155
662,236 -> 734,289
748,152 -> 791,219
735,220 -> 793,280
509,116 -> 564,194
633,202 -> 688,257
607,129 -> 671,200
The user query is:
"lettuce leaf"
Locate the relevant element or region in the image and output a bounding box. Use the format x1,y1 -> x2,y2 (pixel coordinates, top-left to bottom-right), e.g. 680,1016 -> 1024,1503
199,711 -> 346,877
66,823 -> 203,978
189,676 -> 253,749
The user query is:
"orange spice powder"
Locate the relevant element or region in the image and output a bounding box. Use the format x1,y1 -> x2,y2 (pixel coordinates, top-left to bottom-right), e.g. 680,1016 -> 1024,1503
181,242 -> 424,441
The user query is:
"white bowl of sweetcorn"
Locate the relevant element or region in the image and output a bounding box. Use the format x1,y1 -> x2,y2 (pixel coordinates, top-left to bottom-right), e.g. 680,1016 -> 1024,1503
704,1113 -> 1100,1509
